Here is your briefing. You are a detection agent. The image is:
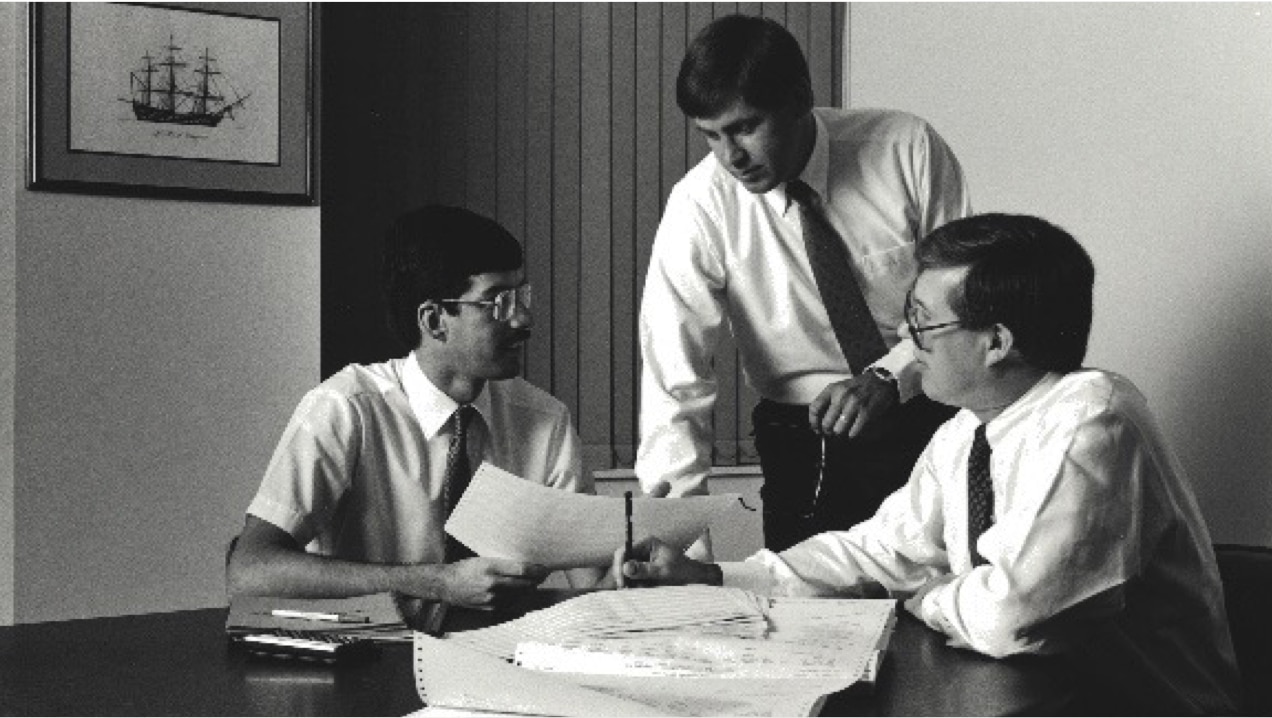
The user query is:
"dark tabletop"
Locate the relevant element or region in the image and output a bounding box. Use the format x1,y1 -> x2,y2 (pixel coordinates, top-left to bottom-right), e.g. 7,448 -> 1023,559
0,595 -> 1076,716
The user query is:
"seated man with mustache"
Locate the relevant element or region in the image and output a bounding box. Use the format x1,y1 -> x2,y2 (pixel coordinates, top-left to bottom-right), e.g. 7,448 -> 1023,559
228,205 -> 602,613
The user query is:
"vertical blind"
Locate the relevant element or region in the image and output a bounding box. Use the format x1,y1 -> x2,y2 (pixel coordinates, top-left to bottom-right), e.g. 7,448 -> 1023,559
321,3 -> 843,472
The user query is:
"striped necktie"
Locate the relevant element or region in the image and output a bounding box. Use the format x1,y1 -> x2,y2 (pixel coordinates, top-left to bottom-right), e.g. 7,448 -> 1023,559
787,179 -> 888,374
967,423 -> 994,567
443,405 -> 477,562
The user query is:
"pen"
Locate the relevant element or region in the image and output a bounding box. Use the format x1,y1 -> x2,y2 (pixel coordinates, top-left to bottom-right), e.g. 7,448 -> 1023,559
270,609 -> 370,623
624,490 -> 634,556
623,490 -> 634,589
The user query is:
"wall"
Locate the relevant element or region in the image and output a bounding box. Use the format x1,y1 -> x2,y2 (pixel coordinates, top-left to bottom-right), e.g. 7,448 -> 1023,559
2,4 -> 321,623
846,2 -> 1272,546
1,3 -> 17,625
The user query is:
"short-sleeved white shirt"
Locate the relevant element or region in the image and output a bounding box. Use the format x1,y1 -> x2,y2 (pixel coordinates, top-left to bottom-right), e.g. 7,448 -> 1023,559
247,352 -> 590,565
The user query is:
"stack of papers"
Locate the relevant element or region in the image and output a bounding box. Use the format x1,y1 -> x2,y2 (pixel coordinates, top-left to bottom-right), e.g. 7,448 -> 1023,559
415,588 -> 897,716
226,593 -> 413,642
512,596 -> 894,683
765,597 -> 897,691
415,635 -> 840,717
445,585 -> 769,661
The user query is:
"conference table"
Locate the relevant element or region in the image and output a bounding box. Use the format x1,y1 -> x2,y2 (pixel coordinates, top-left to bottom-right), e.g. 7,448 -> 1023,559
0,591 -> 1077,715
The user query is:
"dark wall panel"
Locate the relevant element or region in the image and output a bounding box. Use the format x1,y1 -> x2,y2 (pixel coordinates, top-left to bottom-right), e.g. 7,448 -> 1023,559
321,2 -> 844,470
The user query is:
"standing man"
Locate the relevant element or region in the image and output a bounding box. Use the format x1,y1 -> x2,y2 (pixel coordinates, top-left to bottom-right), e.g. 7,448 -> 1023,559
638,14 -> 972,550
620,213 -> 1241,715
228,205 -> 602,610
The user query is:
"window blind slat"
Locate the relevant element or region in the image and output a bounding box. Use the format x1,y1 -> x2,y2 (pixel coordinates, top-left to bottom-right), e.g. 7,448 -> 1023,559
524,4 -> 556,391
609,3 -> 638,468
466,4 -> 499,218
580,4 -> 614,469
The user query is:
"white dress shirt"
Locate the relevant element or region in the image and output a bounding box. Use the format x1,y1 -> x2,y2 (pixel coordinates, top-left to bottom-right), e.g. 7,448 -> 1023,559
248,352 -> 590,565
720,370 -> 1240,714
637,108 -> 971,496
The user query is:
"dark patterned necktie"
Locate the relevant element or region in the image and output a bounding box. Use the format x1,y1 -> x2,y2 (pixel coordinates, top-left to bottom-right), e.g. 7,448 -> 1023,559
967,423 -> 994,567
787,179 -> 888,374
443,405 -> 477,562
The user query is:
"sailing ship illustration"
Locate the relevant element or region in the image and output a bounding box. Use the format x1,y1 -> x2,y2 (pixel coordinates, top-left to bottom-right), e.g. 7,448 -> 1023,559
126,34 -> 250,127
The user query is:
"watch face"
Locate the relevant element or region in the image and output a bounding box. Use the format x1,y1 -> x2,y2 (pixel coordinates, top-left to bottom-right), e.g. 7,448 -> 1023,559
871,367 -> 893,380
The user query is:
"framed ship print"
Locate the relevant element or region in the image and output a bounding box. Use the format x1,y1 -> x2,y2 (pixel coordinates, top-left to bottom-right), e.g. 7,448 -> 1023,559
28,3 -> 316,204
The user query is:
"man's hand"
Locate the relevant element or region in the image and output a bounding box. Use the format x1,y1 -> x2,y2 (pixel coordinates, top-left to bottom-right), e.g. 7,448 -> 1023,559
903,573 -> 957,631
643,480 -> 673,499
608,537 -> 722,588
434,558 -> 550,610
808,371 -> 899,437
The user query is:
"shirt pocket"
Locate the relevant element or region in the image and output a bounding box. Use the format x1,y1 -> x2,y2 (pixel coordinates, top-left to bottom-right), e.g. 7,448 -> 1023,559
857,243 -> 919,327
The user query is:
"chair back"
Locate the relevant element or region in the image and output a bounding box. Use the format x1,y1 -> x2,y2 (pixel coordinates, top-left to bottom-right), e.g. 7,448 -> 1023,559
1214,543 -> 1272,714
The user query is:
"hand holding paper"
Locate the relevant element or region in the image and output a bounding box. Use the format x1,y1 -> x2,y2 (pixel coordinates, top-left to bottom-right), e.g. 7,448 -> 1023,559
445,463 -> 743,570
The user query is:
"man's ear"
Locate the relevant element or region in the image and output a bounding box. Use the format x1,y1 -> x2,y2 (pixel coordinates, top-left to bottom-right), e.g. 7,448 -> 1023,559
418,302 -> 446,341
985,324 -> 1015,366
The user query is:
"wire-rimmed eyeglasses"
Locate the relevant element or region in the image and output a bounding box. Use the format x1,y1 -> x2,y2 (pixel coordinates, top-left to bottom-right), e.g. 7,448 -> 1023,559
440,284 -> 532,323
904,289 -> 962,351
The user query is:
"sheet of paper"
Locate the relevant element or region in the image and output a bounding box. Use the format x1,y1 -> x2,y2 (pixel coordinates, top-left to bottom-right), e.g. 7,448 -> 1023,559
409,708 -> 547,718
445,463 -> 744,569
564,674 -> 835,717
413,634 -> 667,717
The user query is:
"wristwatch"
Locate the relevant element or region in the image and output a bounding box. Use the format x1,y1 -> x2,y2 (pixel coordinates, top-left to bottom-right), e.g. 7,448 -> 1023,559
868,365 -> 898,390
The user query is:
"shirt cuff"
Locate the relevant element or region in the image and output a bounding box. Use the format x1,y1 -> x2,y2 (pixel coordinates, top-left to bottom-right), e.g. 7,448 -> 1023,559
719,560 -> 779,596
919,576 -> 958,636
872,340 -> 922,403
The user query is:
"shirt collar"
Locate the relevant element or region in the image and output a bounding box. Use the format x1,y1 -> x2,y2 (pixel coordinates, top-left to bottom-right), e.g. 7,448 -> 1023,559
982,372 -> 1063,443
770,111 -> 830,217
401,351 -> 493,439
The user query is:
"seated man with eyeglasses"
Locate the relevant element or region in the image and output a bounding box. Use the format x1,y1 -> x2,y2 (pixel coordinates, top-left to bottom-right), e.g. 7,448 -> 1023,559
615,213 -> 1241,714
228,205 -> 603,612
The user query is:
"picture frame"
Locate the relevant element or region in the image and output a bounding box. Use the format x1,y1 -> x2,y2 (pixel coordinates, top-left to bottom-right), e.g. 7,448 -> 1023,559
28,2 -> 316,205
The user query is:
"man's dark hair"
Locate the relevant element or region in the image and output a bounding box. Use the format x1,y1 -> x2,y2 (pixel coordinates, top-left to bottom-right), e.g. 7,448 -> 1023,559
383,205 -> 523,349
916,213 -> 1095,373
676,14 -> 814,119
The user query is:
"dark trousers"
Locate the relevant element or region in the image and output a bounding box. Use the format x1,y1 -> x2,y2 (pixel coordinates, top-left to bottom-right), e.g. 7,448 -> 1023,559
753,394 -> 956,552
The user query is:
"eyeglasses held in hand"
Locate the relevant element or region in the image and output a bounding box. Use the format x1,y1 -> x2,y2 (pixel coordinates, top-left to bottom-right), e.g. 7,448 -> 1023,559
440,284 -> 532,323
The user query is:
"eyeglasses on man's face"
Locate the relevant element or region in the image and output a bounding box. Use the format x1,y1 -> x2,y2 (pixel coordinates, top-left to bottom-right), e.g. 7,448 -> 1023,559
904,289 -> 963,351
440,284 -> 532,323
